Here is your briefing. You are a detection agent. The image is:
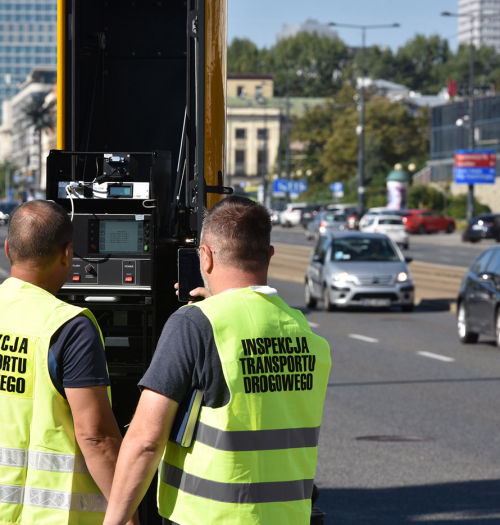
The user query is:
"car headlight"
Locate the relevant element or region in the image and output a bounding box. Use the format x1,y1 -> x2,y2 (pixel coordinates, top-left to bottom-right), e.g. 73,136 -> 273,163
332,272 -> 359,285
397,271 -> 409,282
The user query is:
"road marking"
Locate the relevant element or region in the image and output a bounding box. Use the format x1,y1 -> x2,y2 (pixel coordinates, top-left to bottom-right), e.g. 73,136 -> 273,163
0,267 -> 8,279
417,351 -> 455,363
349,333 -> 379,344
308,321 -> 319,328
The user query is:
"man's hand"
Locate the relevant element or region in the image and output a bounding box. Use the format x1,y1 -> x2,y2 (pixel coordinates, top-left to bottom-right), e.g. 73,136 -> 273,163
174,282 -> 210,303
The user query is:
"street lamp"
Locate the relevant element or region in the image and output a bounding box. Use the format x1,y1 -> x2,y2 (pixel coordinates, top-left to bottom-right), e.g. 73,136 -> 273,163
329,21 -> 399,216
441,10 -> 476,222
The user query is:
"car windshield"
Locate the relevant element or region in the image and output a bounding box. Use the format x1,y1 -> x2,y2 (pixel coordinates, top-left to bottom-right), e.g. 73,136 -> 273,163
329,237 -> 400,262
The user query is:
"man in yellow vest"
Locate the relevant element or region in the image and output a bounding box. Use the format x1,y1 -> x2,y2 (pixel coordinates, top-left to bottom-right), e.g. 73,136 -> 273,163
0,200 -> 137,525
104,196 -> 332,525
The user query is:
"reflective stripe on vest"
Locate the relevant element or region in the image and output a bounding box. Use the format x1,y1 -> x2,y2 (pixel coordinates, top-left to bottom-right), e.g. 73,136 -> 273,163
0,485 -> 107,512
161,463 -> 314,504
0,446 -> 88,474
195,422 -> 320,451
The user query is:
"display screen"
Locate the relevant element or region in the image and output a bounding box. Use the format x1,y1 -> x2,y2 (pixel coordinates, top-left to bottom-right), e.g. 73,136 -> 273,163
108,185 -> 132,197
99,220 -> 144,254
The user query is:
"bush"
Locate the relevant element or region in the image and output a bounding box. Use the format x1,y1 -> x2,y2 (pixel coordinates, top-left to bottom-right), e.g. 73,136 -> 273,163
447,194 -> 490,219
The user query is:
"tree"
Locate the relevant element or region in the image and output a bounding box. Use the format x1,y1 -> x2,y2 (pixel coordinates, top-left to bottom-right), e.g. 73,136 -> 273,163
0,160 -> 17,199
22,91 -> 55,187
393,34 -> 451,93
320,91 -> 429,185
228,38 -> 266,73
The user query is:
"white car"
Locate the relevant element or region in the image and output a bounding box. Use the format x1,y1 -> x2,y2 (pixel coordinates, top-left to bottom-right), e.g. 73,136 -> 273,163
360,214 -> 409,250
0,210 -> 8,225
279,203 -> 308,227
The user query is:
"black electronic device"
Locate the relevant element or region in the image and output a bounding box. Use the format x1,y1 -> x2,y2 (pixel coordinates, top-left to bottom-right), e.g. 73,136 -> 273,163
64,214 -> 153,290
177,247 -> 204,302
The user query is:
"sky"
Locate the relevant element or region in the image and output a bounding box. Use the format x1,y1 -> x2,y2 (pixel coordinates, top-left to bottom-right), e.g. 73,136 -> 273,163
227,0 -> 460,51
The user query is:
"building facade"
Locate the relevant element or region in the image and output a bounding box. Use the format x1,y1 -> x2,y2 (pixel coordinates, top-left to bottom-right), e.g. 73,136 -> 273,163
0,0 -> 57,124
429,94 -> 500,211
0,67 -> 56,197
458,0 -> 500,52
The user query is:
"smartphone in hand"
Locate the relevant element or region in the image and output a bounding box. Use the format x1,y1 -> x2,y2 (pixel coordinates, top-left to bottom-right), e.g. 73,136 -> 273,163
177,247 -> 204,302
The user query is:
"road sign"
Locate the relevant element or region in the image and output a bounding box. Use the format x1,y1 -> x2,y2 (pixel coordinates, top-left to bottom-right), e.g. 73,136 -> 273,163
272,178 -> 307,194
454,150 -> 497,184
330,182 -> 344,198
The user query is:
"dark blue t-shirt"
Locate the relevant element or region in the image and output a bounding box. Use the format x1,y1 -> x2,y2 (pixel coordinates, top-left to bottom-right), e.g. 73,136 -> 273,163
48,315 -> 110,397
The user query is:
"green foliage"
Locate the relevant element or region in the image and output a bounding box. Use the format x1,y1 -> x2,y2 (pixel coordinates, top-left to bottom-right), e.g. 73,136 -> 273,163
447,194 -> 491,219
0,160 -> 17,198
22,92 -> 55,133
408,185 -> 445,209
228,32 -> 500,97
227,38 -> 266,73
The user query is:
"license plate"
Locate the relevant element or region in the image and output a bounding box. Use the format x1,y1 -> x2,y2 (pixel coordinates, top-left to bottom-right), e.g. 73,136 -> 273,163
362,298 -> 391,307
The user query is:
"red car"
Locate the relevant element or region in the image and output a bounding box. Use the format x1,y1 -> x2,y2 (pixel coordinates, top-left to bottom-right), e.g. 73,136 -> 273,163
402,209 -> 456,234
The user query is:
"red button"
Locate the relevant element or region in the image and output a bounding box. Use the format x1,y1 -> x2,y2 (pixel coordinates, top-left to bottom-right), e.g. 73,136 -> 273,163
125,276 -> 133,283
72,275 -> 81,282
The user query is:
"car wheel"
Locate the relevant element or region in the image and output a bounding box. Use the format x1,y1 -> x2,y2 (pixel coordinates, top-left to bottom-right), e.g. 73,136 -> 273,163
401,303 -> 414,312
305,279 -> 317,309
418,224 -> 426,234
446,223 -> 455,234
322,285 -> 335,312
457,302 -> 478,344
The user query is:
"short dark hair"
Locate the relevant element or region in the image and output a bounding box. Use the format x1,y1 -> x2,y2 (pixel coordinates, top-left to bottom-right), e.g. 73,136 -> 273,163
201,196 -> 271,271
7,200 -> 72,264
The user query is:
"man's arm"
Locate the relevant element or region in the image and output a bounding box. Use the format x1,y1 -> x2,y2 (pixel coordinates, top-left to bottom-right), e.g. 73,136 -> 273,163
103,388 -> 179,525
65,385 -> 123,498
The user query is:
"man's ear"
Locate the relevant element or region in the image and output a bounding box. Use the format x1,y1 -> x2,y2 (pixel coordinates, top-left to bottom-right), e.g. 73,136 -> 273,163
200,244 -> 214,274
61,242 -> 73,267
268,244 -> 275,262
4,238 -> 10,261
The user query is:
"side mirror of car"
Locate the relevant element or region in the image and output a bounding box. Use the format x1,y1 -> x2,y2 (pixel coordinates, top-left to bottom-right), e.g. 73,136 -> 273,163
312,254 -> 324,264
405,256 -> 413,264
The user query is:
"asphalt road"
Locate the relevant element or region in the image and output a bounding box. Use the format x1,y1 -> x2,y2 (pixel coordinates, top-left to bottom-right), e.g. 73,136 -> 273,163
272,225 -> 493,269
273,277 -> 500,524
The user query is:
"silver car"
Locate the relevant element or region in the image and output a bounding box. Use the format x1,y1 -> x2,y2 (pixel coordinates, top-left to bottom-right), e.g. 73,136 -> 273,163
305,210 -> 347,240
304,231 -> 415,311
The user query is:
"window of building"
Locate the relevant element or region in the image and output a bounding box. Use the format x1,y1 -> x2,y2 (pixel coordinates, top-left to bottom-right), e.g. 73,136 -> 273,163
235,149 -> 246,174
257,128 -> 268,140
255,85 -> 263,99
235,128 -> 246,139
257,149 -> 268,173
237,85 -> 245,97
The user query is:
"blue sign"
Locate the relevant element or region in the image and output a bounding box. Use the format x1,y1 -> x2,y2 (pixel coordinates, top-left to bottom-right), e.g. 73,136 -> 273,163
454,150 -> 497,184
454,167 -> 496,184
330,182 -> 344,196
272,178 -> 307,194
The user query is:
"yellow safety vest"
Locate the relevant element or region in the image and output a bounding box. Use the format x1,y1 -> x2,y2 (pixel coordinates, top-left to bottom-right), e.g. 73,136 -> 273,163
158,287 -> 332,525
0,277 -> 107,525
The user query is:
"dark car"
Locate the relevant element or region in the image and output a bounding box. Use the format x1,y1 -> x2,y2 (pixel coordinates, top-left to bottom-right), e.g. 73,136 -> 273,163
0,201 -> 19,225
457,246 -> 500,346
402,209 -> 455,234
300,204 -> 322,229
462,213 -> 500,243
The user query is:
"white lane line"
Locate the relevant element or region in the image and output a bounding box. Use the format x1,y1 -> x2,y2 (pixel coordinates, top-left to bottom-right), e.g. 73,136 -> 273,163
418,351 -> 455,363
308,321 -> 319,328
0,266 -> 8,279
349,333 -> 379,344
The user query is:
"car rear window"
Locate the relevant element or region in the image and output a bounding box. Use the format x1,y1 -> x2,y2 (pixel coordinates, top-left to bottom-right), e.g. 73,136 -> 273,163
379,218 -> 403,225
329,237 -> 400,262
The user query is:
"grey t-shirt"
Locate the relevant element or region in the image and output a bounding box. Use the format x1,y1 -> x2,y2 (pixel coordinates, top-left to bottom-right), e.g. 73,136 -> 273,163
138,305 -> 230,407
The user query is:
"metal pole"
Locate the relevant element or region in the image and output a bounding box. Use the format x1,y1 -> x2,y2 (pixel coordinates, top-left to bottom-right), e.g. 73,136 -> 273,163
357,28 -> 366,217
467,16 -> 475,222
285,72 -> 291,203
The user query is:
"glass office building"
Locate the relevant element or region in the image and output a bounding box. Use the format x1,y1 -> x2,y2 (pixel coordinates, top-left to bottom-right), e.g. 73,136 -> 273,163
430,95 -> 500,181
0,0 -> 57,123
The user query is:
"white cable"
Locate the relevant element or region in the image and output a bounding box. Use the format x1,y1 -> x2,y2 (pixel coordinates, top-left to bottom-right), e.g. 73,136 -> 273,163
65,184 -> 75,222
